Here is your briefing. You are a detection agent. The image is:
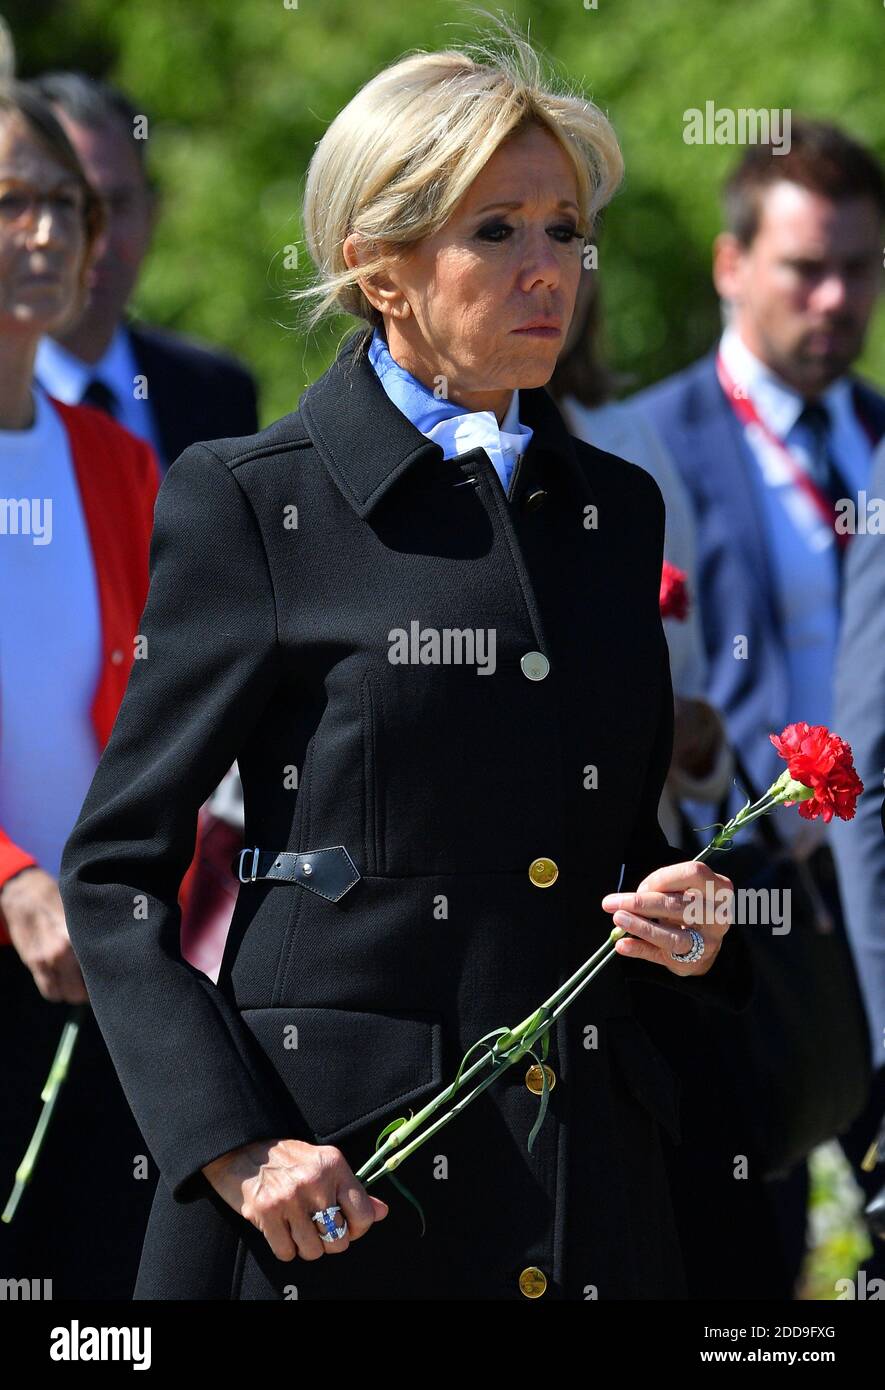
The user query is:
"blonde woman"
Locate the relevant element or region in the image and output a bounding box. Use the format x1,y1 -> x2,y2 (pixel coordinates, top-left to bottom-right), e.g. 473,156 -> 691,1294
60,21 -> 750,1301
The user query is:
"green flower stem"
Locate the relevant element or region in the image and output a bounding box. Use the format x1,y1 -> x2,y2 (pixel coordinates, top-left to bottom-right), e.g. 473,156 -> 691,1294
365,1054 -> 517,1179
356,931 -> 623,1186
2,1006 -> 84,1224
354,1055 -> 500,1184
496,932 -> 621,1051
693,789 -> 792,863
358,769 -> 813,1190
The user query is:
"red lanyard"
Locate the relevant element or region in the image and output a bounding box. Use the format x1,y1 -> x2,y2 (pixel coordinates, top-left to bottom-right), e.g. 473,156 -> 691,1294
715,351 -> 851,551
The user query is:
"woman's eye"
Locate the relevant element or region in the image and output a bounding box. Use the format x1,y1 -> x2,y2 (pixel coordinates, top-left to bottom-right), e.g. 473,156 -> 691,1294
476,222 -> 584,244
553,225 -> 584,243
476,222 -> 512,242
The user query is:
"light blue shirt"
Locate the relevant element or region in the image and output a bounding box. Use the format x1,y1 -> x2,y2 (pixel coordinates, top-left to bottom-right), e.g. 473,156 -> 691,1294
367,327 -> 533,496
718,325 -> 872,734
35,323 -> 165,465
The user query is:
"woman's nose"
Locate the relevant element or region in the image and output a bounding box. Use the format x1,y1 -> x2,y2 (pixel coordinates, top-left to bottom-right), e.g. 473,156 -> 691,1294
518,231 -> 562,289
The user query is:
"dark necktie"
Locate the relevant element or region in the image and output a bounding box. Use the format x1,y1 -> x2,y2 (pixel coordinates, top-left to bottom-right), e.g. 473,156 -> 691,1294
795,399 -> 850,582
795,400 -> 851,513
81,378 -> 119,419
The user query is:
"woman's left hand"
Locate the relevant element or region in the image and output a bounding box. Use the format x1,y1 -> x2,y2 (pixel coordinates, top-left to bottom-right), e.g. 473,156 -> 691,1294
601,860 -> 735,978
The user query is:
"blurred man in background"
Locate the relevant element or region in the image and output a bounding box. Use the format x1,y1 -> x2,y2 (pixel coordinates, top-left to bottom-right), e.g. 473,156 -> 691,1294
830,434 -> 885,1247
32,70 -> 259,471
634,118 -> 885,1291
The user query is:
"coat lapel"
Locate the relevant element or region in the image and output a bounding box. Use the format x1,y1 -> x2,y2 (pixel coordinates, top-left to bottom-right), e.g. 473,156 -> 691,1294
299,327 -> 595,518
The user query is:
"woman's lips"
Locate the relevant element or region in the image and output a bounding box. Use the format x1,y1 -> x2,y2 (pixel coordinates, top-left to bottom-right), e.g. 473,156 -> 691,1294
512,326 -> 561,338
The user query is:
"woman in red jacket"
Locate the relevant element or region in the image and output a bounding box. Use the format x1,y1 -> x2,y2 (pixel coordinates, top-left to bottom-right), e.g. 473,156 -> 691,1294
0,80 -> 161,1298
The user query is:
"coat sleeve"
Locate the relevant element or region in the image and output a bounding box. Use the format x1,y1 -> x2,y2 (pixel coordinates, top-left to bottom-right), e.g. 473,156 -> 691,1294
618,470 -> 755,1015
58,443 -> 299,1204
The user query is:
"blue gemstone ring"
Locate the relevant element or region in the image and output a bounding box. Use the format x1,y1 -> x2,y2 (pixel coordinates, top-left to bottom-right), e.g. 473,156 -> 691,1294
311,1204 -> 349,1242
671,927 -> 705,964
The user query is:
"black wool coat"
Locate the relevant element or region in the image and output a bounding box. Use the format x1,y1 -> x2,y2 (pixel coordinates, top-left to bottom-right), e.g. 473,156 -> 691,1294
59,327 -> 754,1301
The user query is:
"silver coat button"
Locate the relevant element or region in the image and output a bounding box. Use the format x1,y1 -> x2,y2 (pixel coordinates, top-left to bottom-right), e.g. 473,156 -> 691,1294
520,651 -> 549,681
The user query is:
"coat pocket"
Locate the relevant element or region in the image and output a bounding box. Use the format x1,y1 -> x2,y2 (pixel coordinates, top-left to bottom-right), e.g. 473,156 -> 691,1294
606,1013 -> 681,1144
239,1005 -> 443,1147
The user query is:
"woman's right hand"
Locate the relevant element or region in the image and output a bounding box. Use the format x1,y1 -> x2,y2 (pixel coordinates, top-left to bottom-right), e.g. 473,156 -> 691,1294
0,866 -> 89,1003
201,1138 -> 389,1261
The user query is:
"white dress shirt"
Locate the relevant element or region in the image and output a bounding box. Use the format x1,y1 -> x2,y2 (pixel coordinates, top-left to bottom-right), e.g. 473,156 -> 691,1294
35,323 -> 165,464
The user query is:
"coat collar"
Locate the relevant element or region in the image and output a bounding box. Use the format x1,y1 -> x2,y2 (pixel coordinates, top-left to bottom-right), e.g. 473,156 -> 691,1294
299,327 -> 592,518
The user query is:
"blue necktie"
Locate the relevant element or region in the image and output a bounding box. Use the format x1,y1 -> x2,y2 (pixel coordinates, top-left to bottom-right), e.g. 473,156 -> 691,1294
796,400 -> 850,580
795,400 -> 850,513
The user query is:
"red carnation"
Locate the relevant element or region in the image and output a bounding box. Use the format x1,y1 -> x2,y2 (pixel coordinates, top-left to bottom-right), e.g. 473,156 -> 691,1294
660,560 -> 689,621
769,722 -> 864,822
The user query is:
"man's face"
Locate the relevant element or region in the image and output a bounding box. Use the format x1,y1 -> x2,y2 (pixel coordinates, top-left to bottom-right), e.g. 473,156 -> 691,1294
52,112 -> 155,323
715,180 -> 883,395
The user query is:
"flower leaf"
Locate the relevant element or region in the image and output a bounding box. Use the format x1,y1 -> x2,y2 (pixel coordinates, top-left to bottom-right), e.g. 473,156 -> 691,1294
451,1028 -> 510,1090
374,1117 -> 407,1151
385,1171 -> 427,1237
525,1047 -> 551,1153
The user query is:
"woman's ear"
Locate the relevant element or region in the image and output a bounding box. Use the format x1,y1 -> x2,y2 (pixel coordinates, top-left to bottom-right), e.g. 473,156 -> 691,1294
343,231 -> 410,320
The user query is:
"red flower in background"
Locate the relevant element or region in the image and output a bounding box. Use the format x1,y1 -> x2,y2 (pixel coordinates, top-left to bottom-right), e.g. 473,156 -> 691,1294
769,722 -> 864,822
659,560 -> 689,621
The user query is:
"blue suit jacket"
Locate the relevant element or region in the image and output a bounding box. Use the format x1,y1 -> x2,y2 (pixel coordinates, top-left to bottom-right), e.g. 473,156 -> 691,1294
829,442 -> 885,1064
633,349 -> 885,809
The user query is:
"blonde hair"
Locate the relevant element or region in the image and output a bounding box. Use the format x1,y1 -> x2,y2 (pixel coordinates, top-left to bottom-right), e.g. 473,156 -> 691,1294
291,9 -> 624,347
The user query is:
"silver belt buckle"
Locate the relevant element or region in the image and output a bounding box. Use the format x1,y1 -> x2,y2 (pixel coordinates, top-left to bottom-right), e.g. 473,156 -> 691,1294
237,847 -> 259,883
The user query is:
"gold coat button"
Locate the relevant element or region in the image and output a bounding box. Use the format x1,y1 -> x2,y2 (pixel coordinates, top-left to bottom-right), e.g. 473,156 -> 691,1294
518,1266 -> 548,1298
528,857 -> 558,887
525,1063 -> 556,1094
520,651 -> 549,681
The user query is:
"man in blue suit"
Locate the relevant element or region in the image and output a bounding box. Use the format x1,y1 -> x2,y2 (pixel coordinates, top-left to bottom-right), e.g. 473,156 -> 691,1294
636,120 -> 885,813
634,119 -> 885,1292
830,436 -> 885,1218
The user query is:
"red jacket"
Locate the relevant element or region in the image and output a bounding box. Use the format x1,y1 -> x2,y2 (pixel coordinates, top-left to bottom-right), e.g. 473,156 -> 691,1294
0,398 -> 200,943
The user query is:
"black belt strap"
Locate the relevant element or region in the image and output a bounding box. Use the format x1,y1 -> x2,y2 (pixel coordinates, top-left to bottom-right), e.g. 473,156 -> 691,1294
231,845 -> 361,902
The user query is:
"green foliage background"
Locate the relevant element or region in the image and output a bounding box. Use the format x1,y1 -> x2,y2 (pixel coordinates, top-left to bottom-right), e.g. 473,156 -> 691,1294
4,0 -> 883,424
